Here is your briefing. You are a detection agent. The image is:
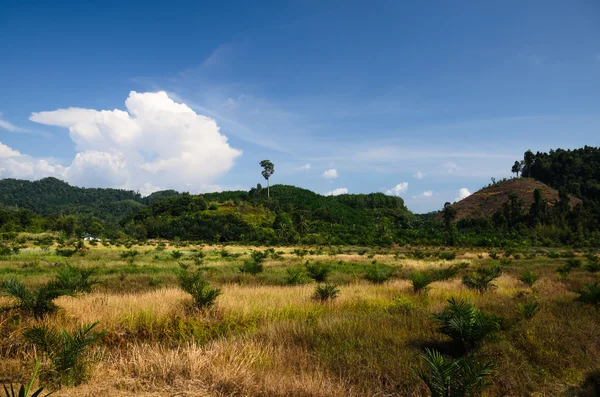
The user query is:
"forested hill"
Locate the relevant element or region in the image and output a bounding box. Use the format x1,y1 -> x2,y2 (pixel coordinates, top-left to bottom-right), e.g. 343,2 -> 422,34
0,177 -> 145,217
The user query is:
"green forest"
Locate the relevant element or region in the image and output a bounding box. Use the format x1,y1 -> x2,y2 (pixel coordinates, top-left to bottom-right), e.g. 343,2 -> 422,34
1,146 -> 599,247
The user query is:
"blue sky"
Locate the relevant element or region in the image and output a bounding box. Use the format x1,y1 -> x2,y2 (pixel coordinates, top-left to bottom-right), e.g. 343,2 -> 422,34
0,0 -> 599,213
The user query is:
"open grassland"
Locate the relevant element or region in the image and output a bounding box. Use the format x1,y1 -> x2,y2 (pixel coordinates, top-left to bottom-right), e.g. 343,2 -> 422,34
1,242 -> 600,396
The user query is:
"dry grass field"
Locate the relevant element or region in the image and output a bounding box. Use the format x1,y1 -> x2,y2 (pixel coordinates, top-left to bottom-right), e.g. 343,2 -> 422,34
1,242 -> 599,396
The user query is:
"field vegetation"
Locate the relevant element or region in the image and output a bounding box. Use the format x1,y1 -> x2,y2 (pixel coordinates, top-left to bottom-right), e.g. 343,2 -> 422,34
1,240 -> 599,396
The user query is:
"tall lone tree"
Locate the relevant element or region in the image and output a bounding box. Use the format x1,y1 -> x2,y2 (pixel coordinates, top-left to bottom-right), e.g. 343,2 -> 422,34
512,161 -> 522,177
260,160 -> 275,198
523,150 -> 535,177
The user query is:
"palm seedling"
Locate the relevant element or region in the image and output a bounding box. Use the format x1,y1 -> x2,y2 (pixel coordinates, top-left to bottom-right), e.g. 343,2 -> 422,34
1,279 -> 70,319
410,272 -> 433,294
2,360 -> 50,397
462,265 -> 502,293
365,266 -> 394,284
284,267 -> 307,285
518,270 -> 539,288
312,283 -> 339,302
556,265 -> 572,280
305,261 -> 331,282
178,269 -> 221,309
414,348 -> 494,397
574,283 -> 600,306
432,298 -> 504,352
54,265 -> 99,293
23,322 -> 106,386
584,262 -> 600,274
517,300 -> 539,319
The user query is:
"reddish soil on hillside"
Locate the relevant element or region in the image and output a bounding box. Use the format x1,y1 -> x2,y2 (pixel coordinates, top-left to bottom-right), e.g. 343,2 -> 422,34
451,178 -> 582,221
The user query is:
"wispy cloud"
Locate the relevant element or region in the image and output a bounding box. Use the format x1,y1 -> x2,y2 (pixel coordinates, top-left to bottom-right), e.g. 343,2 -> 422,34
0,114 -> 29,133
413,171 -> 425,179
296,163 -> 311,171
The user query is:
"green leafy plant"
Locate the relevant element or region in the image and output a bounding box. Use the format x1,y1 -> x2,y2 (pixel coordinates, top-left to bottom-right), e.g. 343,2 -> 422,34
239,259 -> 264,275
432,298 -> 504,352
284,267 -> 308,285
2,359 -> 50,397
567,258 -> 582,269
574,283 -> 600,306
439,252 -> 456,261
488,251 -> 499,260
414,348 -> 494,397
312,283 -> 339,302
54,265 -> 99,293
119,249 -> 139,264
518,270 -> 539,287
462,265 -> 502,293
365,266 -> 393,284
585,262 -> 600,273
305,262 -> 331,282
0,279 -> 70,319
410,272 -> 433,294
23,322 -> 106,386
178,270 -> 221,309
430,266 -> 460,282
517,300 -> 539,319
556,264 -> 572,280
171,250 -> 184,260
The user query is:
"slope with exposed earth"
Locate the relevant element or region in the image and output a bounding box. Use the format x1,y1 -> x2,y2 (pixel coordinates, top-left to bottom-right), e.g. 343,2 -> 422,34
451,178 -> 582,221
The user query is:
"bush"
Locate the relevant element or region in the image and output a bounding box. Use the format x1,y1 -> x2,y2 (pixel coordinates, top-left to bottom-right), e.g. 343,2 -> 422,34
462,265 -> 502,293
23,322 -> 106,386
239,259 -> 264,275
574,283 -> 600,306
556,265 -> 572,280
305,262 -> 331,282
547,251 -> 560,259
432,298 -> 504,352
518,270 -> 538,287
120,249 -> 139,264
55,265 -> 99,293
429,265 -> 459,282
439,252 -> 456,261
410,272 -> 433,294
312,284 -> 339,302
517,300 -> 539,319
414,348 -> 494,397
0,279 -> 71,319
489,251 -> 499,260
171,250 -> 184,260
284,267 -> 308,285
567,258 -> 582,269
585,262 -> 600,273
365,266 -> 393,284
178,270 -> 221,309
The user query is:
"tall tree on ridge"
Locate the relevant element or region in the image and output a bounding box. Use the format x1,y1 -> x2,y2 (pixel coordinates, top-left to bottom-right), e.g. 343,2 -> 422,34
260,160 -> 275,198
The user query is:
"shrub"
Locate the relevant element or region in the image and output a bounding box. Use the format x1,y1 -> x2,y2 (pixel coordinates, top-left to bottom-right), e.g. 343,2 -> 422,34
55,265 -> 99,293
250,250 -> 269,263
462,265 -> 502,293
547,251 -> 560,259
171,250 -> 184,260
517,300 -> 539,319
585,262 -> 600,273
574,283 -> 600,306
178,270 -> 221,309
0,279 -> 70,319
365,266 -> 393,284
518,270 -> 538,287
312,284 -> 339,302
439,252 -> 456,261
284,267 -> 308,285
120,249 -> 139,264
556,265 -> 572,280
305,262 -> 331,282
432,298 -> 504,351
414,348 -> 494,397
489,251 -> 499,260
293,249 -> 308,258
410,272 -> 433,294
567,258 -> 582,269
23,322 -> 106,386
239,259 -> 264,275
430,265 -> 459,282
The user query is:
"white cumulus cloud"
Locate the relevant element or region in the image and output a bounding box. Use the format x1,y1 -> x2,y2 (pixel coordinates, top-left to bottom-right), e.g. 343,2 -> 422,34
386,182 -> 408,196
322,168 -> 338,179
423,190 -> 433,197
455,188 -> 472,202
413,171 -> 425,179
326,187 -> 348,196
0,91 -> 242,193
296,163 -> 311,171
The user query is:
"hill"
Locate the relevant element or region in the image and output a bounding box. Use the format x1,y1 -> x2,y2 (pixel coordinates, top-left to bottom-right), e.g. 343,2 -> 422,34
451,178 -> 581,221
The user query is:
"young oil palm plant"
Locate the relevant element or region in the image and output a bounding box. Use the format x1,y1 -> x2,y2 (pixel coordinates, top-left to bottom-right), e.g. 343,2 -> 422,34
0,279 -> 69,319
178,269 -> 221,309
414,348 -> 494,397
305,261 -> 331,282
54,265 -> 99,293
410,272 -> 433,294
23,322 -> 106,386
518,270 -> 539,288
2,360 -> 50,397
462,265 -> 502,293
574,283 -> 600,306
432,298 -> 504,352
